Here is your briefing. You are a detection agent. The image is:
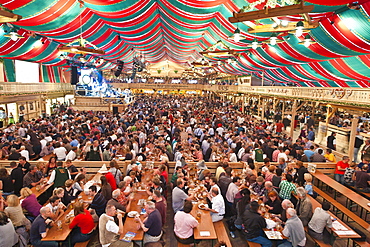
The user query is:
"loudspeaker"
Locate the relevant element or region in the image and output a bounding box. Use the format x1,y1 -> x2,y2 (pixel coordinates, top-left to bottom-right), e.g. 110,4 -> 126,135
115,61 -> 124,77
71,66 -> 78,85
113,107 -> 118,114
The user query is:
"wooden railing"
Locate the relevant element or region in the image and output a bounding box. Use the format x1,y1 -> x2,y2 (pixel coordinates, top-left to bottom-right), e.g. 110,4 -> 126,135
0,82 -> 74,96
0,160 -> 336,179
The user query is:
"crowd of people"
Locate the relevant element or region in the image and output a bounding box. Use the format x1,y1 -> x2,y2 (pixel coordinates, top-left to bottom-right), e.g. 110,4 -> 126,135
0,94 -> 369,247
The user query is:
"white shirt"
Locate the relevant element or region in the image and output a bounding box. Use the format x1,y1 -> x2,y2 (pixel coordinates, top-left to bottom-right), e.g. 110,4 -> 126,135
277,152 -> 288,162
54,147 -> 67,160
226,183 -> 239,203
20,150 -> 29,161
65,150 -> 76,161
211,194 -> 225,215
47,168 -> 71,185
102,214 -> 119,247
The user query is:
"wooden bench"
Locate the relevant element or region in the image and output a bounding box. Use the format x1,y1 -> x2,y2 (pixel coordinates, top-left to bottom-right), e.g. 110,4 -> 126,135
304,226 -> 332,247
313,186 -> 370,231
246,241 -> 261,247
177,243 -> 191,247
353,240 -> 370,247
213,221 -> 232,247
74,222 -> 98,247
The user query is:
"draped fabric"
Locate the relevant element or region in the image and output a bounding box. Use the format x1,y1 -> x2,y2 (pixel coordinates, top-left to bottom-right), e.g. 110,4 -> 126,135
3,59 -> 16,82
0,0 -> 369,86
41,65 -> 65,83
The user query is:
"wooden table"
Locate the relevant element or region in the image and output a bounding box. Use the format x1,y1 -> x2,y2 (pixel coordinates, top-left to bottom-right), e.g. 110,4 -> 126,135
31,182 -> 53,198
190,202 -> 217,244
121,191 -> 147,241
42,206 -> 74,242
311,170 -> 370,219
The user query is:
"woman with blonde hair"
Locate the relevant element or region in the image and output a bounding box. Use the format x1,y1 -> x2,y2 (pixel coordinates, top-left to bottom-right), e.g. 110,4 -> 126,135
20,187 -> 42,220
5,195 -> 30,244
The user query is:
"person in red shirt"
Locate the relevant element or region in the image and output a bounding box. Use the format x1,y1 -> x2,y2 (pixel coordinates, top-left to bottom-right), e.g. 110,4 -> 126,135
68,201 -> 95,246
334,156 -> 350,184
105,171 -> 117,190
275,120 -> 284,135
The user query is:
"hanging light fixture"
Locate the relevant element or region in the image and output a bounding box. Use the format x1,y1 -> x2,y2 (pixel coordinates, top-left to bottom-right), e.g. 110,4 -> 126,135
304,34 -> 311,47
217,60 -> 222,66
201,58 -> 206,65
33,38 -> 43,48
295,21 -> 304,37
227,58 -> 232,64
233,28 -> 241,42
4,30 -> 25,41
269,33 -> 278,46
209,62 -> 213,66
251,38 -> 259,49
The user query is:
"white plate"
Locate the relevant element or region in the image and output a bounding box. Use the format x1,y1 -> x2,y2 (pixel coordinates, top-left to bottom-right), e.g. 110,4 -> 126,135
127,211 -> 139,217
198,203 -> 207,210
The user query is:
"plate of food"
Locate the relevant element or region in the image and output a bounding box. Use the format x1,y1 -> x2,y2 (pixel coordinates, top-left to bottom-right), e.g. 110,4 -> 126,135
198,203 -> 207,210
127,211 -> 139,217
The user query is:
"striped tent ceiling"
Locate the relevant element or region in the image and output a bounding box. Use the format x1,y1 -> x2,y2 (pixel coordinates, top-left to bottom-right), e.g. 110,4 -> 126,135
0,0 -> 370,87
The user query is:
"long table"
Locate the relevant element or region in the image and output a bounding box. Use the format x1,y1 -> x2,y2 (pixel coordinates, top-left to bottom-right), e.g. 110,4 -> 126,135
42,206 -> 74,242
190,202 -> 217,244
311,170 -> 370,219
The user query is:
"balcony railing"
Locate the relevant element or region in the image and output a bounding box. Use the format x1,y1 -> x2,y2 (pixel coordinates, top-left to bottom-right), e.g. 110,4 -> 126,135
0,82 -> 74,96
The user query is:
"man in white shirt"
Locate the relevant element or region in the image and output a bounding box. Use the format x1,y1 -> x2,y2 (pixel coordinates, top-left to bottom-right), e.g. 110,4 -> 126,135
99,204 -> 132,247
65,146 -> 77,161
20,146 -> 30,161
205,187 -> 225,222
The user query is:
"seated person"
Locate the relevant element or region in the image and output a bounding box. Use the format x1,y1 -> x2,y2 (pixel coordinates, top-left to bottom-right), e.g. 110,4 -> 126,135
45,196 -> 64,220
30,207 -> 58,247
204,187 -> 225,222
250,176 -> 266,197
354,164 -> 370,192
107,189 -> 127,212
265,191 -> 283,215
68,201 -> 95,246
99,204 -> 132,247
174,200 -> 199,245
135,201 -> 162,245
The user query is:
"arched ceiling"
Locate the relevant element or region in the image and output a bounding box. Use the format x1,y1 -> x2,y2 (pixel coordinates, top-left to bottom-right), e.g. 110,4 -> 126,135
0,0 -> 370,87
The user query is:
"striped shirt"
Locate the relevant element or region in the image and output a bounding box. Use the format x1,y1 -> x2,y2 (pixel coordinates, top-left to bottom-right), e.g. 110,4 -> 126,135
279,180 -> 297,200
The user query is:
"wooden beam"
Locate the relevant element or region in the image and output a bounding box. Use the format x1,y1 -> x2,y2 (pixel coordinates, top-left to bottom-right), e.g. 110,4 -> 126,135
58,46 -> 105,55
290,100 -> 297,138
229,4 -> 314,23
0,9 -> 22,23
247,21 -> 319,33
348,117 -> 359,162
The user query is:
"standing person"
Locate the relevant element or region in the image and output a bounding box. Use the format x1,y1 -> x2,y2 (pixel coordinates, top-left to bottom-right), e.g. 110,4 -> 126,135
10,161 -> 23,196
308,202 -> 333,244
135,201 -> 162,245
44,161 -> 71,188
279,174 -> 297,201
278,208 -> 306,247
361,140 -> 370,161
275,120 -> 284,135
153,190 -> 166,227
242,201 -> 272,247
99,204 -> 133,247
354,132 -> 364,163
327,132 -> 336,151
87,140 -> 103,161
334,156 -> 350,184
174,200 -> 199,245
0,107 -> 6,128
0,167 -> 14,196
30,207 -> 58,247
27,129 -> 42,157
